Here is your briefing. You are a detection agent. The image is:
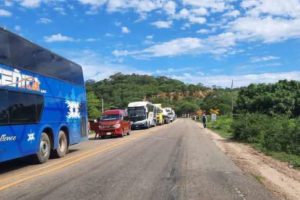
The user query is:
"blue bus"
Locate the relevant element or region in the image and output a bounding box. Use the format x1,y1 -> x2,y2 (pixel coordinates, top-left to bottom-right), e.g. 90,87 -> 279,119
0,27 -> 88,163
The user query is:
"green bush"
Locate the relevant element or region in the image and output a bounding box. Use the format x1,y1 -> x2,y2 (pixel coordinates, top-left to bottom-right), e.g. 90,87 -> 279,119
235,80 -> 300,118
232,114 -> 300,155
207,115 -> 233,138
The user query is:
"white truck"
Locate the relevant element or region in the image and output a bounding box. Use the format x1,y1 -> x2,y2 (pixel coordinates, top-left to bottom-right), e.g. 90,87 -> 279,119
163,107 -> 176,123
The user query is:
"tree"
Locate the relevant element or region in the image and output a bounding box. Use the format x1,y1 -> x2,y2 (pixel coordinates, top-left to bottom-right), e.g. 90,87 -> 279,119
235,80 -> 300,117
85,73 -> 209,116
87,91 -> 101,119
175,101 -> 199,115
200,90 -> 234,115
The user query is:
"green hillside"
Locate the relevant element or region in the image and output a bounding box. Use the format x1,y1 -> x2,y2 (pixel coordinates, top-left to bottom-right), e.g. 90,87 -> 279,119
85,73 -> 211,119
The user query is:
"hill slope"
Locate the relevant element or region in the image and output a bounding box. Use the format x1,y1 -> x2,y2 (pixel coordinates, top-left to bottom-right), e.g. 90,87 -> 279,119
86,73 -> 210,118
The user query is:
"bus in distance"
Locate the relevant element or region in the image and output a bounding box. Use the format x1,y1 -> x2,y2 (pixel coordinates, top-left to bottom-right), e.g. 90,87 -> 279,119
128,101 -> 156,129
0,27 -> 88,163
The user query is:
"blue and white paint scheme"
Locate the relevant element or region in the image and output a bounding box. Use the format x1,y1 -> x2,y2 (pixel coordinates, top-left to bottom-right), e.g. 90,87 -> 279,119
0,63 -> 88,162
0,28 -> 88,163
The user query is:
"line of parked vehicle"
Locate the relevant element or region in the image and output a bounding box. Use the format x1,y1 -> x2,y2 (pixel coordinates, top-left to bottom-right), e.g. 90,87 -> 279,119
89,101 -> 176,139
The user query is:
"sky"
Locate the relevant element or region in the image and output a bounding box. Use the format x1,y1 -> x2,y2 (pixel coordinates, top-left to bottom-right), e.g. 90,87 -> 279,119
0,0 -> 300,87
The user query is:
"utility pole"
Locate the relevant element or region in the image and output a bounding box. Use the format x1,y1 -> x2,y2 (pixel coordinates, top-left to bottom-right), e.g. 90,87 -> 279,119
101,98 -> 104,114
231,80 -> 234,117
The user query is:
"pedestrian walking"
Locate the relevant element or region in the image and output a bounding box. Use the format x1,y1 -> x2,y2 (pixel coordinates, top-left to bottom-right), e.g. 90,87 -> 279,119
202,112 -> 207,128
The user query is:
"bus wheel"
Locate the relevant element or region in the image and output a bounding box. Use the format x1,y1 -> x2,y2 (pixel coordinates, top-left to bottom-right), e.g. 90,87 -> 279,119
35,133 -> 51,164
54,130 -> 68,158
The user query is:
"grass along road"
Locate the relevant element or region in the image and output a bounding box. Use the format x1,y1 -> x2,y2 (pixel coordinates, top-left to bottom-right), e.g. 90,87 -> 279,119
202,121 -> 300,200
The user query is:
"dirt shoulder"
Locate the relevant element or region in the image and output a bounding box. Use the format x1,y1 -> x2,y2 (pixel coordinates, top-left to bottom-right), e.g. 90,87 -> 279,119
203,127 -> 300,200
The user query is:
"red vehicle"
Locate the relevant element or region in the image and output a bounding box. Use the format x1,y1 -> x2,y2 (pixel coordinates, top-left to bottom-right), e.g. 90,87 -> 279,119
90,109 -> 131,139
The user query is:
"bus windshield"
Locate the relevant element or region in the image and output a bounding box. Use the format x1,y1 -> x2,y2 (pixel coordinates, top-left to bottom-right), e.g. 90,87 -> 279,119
128,107 -> 146,122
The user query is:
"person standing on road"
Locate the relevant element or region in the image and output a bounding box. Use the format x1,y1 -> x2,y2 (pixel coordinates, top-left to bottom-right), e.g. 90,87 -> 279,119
202,112 -> 207,128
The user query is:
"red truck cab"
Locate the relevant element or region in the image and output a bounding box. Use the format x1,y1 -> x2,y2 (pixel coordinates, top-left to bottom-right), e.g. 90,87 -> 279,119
90,109 -> 131,139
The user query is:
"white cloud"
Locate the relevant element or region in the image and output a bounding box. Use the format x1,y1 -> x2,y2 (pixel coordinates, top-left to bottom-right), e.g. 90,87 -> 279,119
176,8 -> 206,24
151,20 -> 173,29
142,38 -> 203,57
230,17 -> 300,43
188,16 -> 206,24
114,30 -> 241,58
144,35 -> 154,44
172,71 -> 300,88
114,31 -> 239,58
105,33 -> 114,37
229,0 -> 300,44
65,49 -> 150,81
112,50 -> 130,57
4,0 -> 14,7
106,0 -> 163,13
85,38 -> 99,42
66,49 -> 300,87
207,32 -> 236,49
0,9 -> 12,17
146,35 -> 153,40
37,17 -> 52,24
78,0 -> 107,7
183,0 -> 228,12
14,25 -> 21,31
191,7 -> 208,16
121,26 -> 130,34
154,67 -> 203,76
197,29 -> 210,34
44,33 -> 74,43
224,10 -> 240,18
164,1 -> 176,15
250,56 -> 280,63
113,37 -> 203,58
77,0 -> 206,25
178,8 -> 189,18
29,0 -> 299,63
19,0 -> 41,8
54,7 -> 66,15
241,0 -> 300,18
74,0 -> 225,27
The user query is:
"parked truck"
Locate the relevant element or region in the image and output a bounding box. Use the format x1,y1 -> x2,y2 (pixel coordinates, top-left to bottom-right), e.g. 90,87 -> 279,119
163,107 -> 176,123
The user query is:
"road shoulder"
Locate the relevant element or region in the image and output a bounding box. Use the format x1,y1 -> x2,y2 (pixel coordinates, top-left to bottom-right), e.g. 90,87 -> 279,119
198,123 -> 300,200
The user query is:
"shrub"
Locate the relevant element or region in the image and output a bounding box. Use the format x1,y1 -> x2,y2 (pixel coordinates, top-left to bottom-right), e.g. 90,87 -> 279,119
208,115 -> 233,138
232,113 -> 300,155
232,113 -> 267,144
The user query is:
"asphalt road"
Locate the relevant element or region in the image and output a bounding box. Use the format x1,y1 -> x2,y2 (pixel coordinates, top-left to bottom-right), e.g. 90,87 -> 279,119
0,119 -> 276,200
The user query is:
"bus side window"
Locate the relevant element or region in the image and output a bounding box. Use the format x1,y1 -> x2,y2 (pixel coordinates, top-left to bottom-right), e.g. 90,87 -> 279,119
4,91 -> 43,124
9,33 -> 37,71
0,30 -> 11,67
0,90 -> 8,124
8,92 -> 36,124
